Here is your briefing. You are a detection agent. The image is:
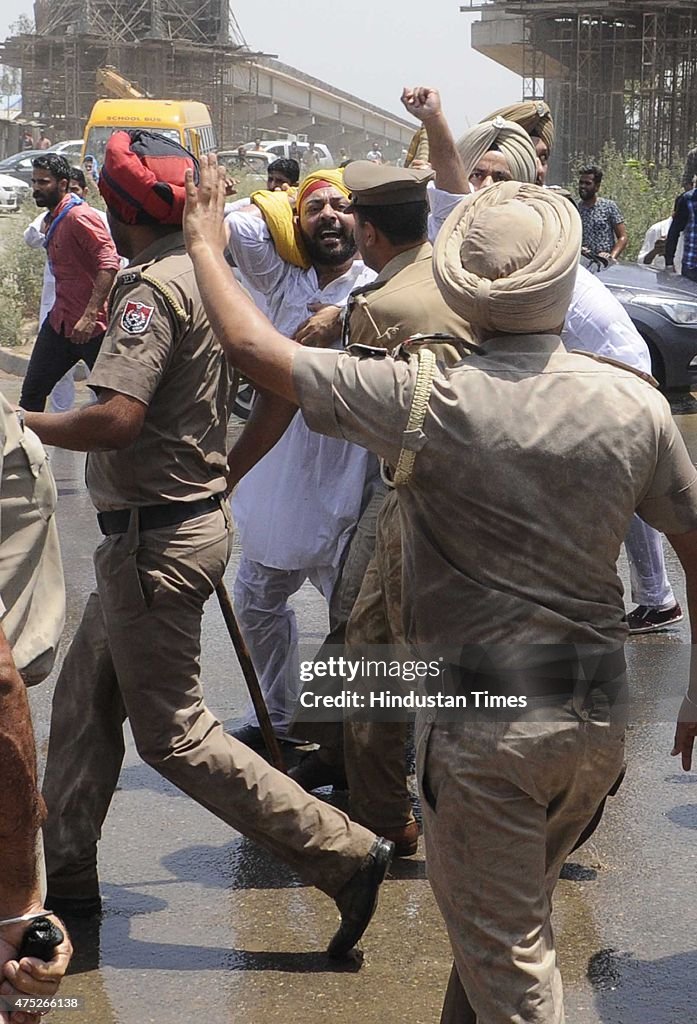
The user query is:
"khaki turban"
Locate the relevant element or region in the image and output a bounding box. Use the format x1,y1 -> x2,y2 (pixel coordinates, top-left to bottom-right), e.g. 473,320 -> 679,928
483,100 -> 555,153
456,117 -> 539,186
432,181 -> 581,334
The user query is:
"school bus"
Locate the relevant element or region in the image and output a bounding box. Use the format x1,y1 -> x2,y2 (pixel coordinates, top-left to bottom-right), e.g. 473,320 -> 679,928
83,99 -> 217,162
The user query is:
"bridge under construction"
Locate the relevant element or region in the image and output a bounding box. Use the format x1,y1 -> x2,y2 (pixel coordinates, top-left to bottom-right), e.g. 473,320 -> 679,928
467,1 -> 697,173
0,0 -> 414,156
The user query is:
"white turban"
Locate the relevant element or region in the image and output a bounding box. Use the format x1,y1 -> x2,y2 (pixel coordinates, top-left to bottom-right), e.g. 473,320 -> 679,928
456,116 -> 539,186
432,181 -> 581,334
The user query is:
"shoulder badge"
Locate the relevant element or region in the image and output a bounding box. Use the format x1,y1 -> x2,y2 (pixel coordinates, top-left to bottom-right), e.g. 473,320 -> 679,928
121,300 -> 155,335
118,271 -> 141,286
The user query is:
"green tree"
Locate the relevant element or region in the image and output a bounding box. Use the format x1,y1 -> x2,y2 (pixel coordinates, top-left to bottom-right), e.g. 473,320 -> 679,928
0,199 -> 46,347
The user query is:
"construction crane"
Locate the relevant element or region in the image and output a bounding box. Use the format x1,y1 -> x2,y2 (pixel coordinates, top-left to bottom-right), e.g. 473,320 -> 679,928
96,66 -> 147,100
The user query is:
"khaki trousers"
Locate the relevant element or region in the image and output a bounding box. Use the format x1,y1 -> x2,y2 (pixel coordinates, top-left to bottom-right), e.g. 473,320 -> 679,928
417,695 -> 626,1024
343,490 -> 413,830
42,507 -> 375,899
293,487 -> 414,831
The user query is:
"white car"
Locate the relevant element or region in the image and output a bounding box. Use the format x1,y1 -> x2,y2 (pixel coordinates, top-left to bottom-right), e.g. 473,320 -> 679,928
47,139 -> 84,160
0,173 -> 31,212
259,140 -> 334,168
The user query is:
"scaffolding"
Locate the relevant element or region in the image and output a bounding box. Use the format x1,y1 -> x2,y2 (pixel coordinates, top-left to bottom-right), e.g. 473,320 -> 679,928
0,0 -> 256,146
466,2 -> 697,170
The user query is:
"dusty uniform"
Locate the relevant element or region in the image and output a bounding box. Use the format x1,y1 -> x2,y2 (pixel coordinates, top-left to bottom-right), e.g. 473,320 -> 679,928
431,189 -> 676,614
300,241 -> 472,832
0,396 -> 65,684
291,334 -> 697,1023
42,233 -> 375,903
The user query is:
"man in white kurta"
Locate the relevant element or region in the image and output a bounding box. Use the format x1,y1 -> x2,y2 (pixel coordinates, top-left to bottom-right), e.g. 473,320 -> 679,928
225,180 -> 377,742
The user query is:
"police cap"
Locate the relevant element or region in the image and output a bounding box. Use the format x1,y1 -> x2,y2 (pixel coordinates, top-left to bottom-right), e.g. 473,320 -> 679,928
344,161 -> 434,208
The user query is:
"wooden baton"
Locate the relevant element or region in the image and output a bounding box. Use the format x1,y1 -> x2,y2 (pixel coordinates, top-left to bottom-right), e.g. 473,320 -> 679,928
215,580 -> 286,773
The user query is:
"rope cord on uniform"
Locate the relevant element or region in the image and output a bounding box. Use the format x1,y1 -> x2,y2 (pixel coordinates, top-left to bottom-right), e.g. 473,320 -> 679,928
391,347 -> 437,487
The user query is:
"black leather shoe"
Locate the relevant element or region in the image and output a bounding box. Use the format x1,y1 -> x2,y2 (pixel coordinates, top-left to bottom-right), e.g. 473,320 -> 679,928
327,837 -> 394,958
229,723 -> 267,749
288,749 -> 348,792
230,723 -> 306,750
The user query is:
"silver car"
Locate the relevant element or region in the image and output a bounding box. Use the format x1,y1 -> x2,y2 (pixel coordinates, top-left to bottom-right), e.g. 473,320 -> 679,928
0,172 -> 31,211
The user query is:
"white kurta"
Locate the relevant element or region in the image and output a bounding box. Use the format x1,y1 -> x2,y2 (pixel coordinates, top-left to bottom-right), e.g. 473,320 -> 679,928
637,217 -> 683,272
226,211 -> 377,570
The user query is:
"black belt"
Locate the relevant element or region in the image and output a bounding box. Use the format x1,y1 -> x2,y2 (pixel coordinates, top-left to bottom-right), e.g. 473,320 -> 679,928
97,495 -> 222,536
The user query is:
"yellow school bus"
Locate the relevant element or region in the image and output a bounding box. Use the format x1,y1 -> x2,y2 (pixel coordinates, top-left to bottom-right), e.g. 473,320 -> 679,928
83,99 -> 217,162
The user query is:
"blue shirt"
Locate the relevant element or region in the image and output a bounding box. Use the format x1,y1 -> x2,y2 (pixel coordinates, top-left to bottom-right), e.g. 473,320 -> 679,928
666,188 -> 697,272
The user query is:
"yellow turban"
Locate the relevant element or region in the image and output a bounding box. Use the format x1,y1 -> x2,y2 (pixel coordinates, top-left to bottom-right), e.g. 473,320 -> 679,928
404,127 -> 430,168
483,100 -> 555,153
432,181 -> 581,335
456,117 -> 539,187
251,169 -> 349,269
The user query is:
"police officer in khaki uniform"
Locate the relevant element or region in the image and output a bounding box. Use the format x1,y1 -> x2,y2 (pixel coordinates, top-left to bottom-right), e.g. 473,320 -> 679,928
183,163 -> 697,1024
25,130 -> 393,959
290,162 -> 473,856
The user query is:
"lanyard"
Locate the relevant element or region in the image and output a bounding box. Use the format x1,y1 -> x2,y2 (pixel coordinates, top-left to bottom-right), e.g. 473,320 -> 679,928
43,195 -> 84,249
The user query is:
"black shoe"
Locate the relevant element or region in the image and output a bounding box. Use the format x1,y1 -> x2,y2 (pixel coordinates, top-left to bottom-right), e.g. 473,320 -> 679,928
229,723 -> 267,749
626,602 -> 683,634
287,750 -> 348,792
46,892 -> 103,920
327,837 -> 394,958
230,723 -> 306,750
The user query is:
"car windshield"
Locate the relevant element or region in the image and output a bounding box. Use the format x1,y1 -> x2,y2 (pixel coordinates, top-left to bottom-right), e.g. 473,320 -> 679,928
219,154 -> 268,174
84,126 -> 180,162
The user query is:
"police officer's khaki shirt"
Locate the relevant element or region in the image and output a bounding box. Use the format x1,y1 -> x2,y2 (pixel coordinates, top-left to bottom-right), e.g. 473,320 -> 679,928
0,396 -> 64,684
346,242 -> 473,360
87,233 -> 231,512
292,333 -> 697,645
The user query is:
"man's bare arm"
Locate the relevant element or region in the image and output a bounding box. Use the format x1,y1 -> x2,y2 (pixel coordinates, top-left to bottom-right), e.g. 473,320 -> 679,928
0,627 -> 42,917
25,391 -> 146,452
227,389 -> 297,490
72,268 -> 118,345
610,223 -> 628,261
0,626 -> 73,1021
666,528 -> 697,770
293,304 -> 343,348
401,87 -> 469,195
184,159 -> 299,403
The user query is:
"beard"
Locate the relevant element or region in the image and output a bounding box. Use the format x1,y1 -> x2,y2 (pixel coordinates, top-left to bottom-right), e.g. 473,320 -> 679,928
33,187 -> 62,208
300,224 -> 357,267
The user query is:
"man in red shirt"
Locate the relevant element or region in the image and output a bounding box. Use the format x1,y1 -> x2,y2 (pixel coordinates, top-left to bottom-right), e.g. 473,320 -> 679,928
20,154 -> 120,412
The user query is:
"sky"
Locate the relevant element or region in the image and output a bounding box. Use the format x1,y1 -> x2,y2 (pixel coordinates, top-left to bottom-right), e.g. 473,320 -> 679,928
1,0 -> 520,136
